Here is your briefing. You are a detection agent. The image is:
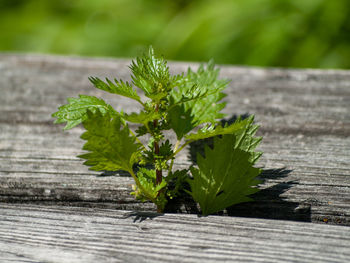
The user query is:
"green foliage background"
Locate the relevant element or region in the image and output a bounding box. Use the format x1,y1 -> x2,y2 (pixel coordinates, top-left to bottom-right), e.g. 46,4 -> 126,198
1,0 -> 350,68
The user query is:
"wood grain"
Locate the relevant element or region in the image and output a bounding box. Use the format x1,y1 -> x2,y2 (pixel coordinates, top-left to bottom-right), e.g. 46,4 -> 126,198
0,54 -> 349,226
0,203 -> 349,263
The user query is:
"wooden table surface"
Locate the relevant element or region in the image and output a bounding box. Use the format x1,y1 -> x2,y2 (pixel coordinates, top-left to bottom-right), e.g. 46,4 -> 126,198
0,54 -> 349,262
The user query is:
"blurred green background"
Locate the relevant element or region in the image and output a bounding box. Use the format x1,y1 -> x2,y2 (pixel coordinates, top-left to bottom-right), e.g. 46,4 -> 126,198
1,0 -> 350,68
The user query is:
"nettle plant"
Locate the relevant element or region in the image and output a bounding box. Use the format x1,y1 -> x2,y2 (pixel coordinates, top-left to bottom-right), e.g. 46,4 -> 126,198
53,48 -> 262,215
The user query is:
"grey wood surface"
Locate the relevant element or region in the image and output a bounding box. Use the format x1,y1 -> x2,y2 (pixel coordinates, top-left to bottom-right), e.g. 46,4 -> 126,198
0,54 -> 349,262
1,203 -> 350,263
1,54 -> 349,224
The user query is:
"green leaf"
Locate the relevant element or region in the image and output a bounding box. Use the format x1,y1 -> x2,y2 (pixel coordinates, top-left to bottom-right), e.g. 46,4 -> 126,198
132,168 -> 167,210
135,168 -> 167,200
129,47 -> 173,99
165,169 -> 189,200
187,115 -> 262,164
78,111 -> 141,172
159,140 -> 173,158
169,61 -> 228,139
167,104 -> 196,140
89,77 -> 142,103
174,83 -> 208,104
147,91 -> 169,102
187,134 -> 262,215
52,95 -> 117,130
233,116 -> 262,164
185,118 -> 249,141
123,111 -> 161,125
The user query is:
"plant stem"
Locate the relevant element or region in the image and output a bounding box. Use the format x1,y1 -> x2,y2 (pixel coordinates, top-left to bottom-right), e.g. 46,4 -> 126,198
166,140 -> 193,163
128,128 -> 146,151
154,132 -> 162,185
153,104 -> 163,213
153,104 -> 162,186
128,169 -> 154,202
168,140 -> 181,175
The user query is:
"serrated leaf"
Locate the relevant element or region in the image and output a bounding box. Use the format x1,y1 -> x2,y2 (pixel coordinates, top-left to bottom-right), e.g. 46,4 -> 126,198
187,134 -> 262,215
188,115 -> 262,164
123,111 -> 161,125
231,115 -> 262,164
78,111 -> 141,172
159,140 -> 172,158
136,168 -> 167,200
169,61 -> 228,139
185,118 -> 249,141
177,84 -> 207,103
52,95 -> 117,130
166,169 -> 189,199
135,125 -> 148,137
89,77 -> 141,103
167,104 -> 196,140
147,91 -> 168,101
132,168 -> 167,210
129,47 -> 172,98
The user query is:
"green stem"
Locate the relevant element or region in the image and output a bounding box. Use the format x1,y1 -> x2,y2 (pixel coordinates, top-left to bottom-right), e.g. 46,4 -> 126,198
128,169 -> 155,202
128,128 -> 147,151
168,140 -> 181,175
153,104 -> 162,186
154,137 -> 162,184
153,103 -> 163,213
138,100 -> 146,108
144,122 -> 153,135
166,140 -> 193,162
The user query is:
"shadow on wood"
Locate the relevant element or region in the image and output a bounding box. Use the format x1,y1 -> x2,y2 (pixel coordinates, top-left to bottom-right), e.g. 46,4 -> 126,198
227,168 -> 311,222
122,211 -> 164,223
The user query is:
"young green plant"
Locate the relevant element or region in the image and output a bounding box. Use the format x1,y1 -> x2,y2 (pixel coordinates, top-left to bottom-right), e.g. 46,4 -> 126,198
52,47 -> 262,214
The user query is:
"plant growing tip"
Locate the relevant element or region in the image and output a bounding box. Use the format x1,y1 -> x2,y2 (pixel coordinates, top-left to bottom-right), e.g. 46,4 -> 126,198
52,47 -> 263,215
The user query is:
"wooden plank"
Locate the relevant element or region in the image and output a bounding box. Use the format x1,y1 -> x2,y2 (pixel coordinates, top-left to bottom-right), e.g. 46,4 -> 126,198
0,54 -> 349,225
0,203 -> 349,263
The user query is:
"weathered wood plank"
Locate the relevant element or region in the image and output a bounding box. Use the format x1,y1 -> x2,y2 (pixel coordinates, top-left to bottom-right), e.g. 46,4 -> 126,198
0,54 -> 349,225
0,203 -> 349,263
